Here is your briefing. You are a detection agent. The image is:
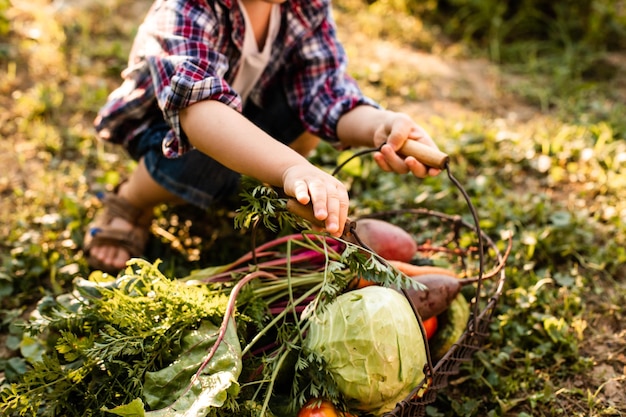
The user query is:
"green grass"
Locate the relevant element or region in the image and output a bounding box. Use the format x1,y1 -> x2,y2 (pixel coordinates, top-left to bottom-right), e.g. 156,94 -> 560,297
1,0 -> 625,416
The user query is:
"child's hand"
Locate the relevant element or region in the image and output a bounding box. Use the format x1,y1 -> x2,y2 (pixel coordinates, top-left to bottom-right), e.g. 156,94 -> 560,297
372,112 -> 442,178
282,164 -> 349,237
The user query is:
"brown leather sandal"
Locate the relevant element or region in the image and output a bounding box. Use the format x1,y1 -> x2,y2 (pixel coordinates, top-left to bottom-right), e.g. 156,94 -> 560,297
83,190 -> 153,275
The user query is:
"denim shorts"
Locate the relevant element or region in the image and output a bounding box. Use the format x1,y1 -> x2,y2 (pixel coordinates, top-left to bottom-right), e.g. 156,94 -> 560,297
126,88 -> 305,210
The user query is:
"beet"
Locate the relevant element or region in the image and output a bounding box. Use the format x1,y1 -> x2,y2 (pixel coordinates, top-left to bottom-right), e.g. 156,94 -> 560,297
348,218 -> 417,262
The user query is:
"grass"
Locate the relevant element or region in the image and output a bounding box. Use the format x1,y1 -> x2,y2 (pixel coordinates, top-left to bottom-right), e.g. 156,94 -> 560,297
1,0 -> 625,416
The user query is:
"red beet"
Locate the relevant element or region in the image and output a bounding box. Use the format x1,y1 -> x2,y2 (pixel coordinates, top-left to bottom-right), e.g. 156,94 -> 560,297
348,218 -> 418,262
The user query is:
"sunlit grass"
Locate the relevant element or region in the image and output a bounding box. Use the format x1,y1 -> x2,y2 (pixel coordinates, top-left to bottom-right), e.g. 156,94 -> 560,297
0,0 -> 625,415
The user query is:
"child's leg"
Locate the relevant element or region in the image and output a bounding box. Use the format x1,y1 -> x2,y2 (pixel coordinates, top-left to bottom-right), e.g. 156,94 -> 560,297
86,158 -> 179,272
289,131 -> 320,157
85,121 -> 242,272
127,121 -> 243,209
119,157 -> 186,210
85,88 -> 318,272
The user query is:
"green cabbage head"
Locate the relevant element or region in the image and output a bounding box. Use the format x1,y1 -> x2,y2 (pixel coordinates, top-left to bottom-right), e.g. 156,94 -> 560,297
305,286 -> 427,415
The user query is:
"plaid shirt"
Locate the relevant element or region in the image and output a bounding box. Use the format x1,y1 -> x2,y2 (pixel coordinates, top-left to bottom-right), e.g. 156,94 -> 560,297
94,0 -> 378,157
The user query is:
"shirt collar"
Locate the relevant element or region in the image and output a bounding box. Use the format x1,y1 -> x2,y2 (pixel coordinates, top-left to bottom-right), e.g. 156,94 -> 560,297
219,1 -> 327,30
219,0 -> 329,50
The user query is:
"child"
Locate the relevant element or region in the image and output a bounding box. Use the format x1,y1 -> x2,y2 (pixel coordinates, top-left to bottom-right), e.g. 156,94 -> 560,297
84,0 -> 442,274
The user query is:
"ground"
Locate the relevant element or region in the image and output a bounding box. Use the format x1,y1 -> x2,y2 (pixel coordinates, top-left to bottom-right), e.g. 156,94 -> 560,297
1,0 -> 625,415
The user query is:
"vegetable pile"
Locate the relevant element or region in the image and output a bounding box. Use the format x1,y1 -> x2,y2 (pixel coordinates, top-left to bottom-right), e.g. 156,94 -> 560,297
1,192 -> 498,417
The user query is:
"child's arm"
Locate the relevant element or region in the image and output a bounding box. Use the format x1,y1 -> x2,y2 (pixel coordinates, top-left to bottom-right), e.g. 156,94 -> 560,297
179,100 -> 349,236
337,105 -> 442,177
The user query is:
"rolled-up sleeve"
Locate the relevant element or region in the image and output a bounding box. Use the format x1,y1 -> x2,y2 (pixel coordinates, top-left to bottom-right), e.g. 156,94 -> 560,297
145,2 -> 242,157
287,7 -> 379,142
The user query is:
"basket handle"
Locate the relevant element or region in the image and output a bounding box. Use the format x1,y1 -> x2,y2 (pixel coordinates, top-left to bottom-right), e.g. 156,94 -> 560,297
399,140 -> 449,170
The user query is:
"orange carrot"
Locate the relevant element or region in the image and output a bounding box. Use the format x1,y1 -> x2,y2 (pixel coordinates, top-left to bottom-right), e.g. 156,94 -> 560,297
387,260 -> 457,278
348,276 -> 377,290
347,261 -> 457,295
422,315 -> 438,340
347,260 -> 462,320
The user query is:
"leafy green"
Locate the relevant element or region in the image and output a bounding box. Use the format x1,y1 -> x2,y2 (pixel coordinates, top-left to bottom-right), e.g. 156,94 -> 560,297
0,223 -> 416,417
0,260 -> 241,417
143,319 -> 241,413
3,0 -> 626,415
234,179 -> 302,233
105,319 -> 242,417
304,286 -> 427,415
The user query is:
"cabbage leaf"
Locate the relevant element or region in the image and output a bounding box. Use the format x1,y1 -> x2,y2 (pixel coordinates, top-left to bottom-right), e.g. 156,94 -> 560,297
305,286 -> 427,415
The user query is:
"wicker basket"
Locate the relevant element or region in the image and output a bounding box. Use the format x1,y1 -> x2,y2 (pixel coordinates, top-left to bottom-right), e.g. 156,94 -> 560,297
346,208 -> 509,417
239,199 -> 508,416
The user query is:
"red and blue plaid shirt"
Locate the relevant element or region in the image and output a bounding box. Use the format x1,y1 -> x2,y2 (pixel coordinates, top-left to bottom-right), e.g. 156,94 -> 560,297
94,0 -> 378,157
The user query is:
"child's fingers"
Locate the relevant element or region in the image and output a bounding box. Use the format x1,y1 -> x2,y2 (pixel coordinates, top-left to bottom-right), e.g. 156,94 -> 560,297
428,167 -> 442,176
282,166 -> 349,237
377,144 -> 410,174
321,197 -> 339,235
311,183 -> 348,236
293,180 -> 312,205
322,189 -> 349,237
295,179 -> 348,237
375,145 -> 433,178
336,196 -> 349,236
408,126 -> 437,147
373,152 -> 392,172
306,180 -> 329,221
405,157 -> 429,178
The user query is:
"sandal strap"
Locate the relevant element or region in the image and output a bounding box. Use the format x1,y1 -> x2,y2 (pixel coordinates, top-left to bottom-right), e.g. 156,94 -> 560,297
86,225 -> 148,258
83,184 -> 154,273
99,192 -> 152,227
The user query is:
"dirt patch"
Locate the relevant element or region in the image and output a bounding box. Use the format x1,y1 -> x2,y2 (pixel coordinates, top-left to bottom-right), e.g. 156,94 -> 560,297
337,30 -> 540,123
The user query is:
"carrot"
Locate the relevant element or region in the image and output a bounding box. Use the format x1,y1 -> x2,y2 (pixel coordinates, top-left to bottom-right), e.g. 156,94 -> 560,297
347,272 -> 461,320
422,315 -> 438,340
347,272 -> 456,330
387,260 -> 457,278
347,276 -> 378,290
347,260 -> 469,320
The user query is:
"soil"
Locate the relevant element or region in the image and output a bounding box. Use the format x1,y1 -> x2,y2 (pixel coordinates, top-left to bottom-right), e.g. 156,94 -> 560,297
337,28 -> 539,122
